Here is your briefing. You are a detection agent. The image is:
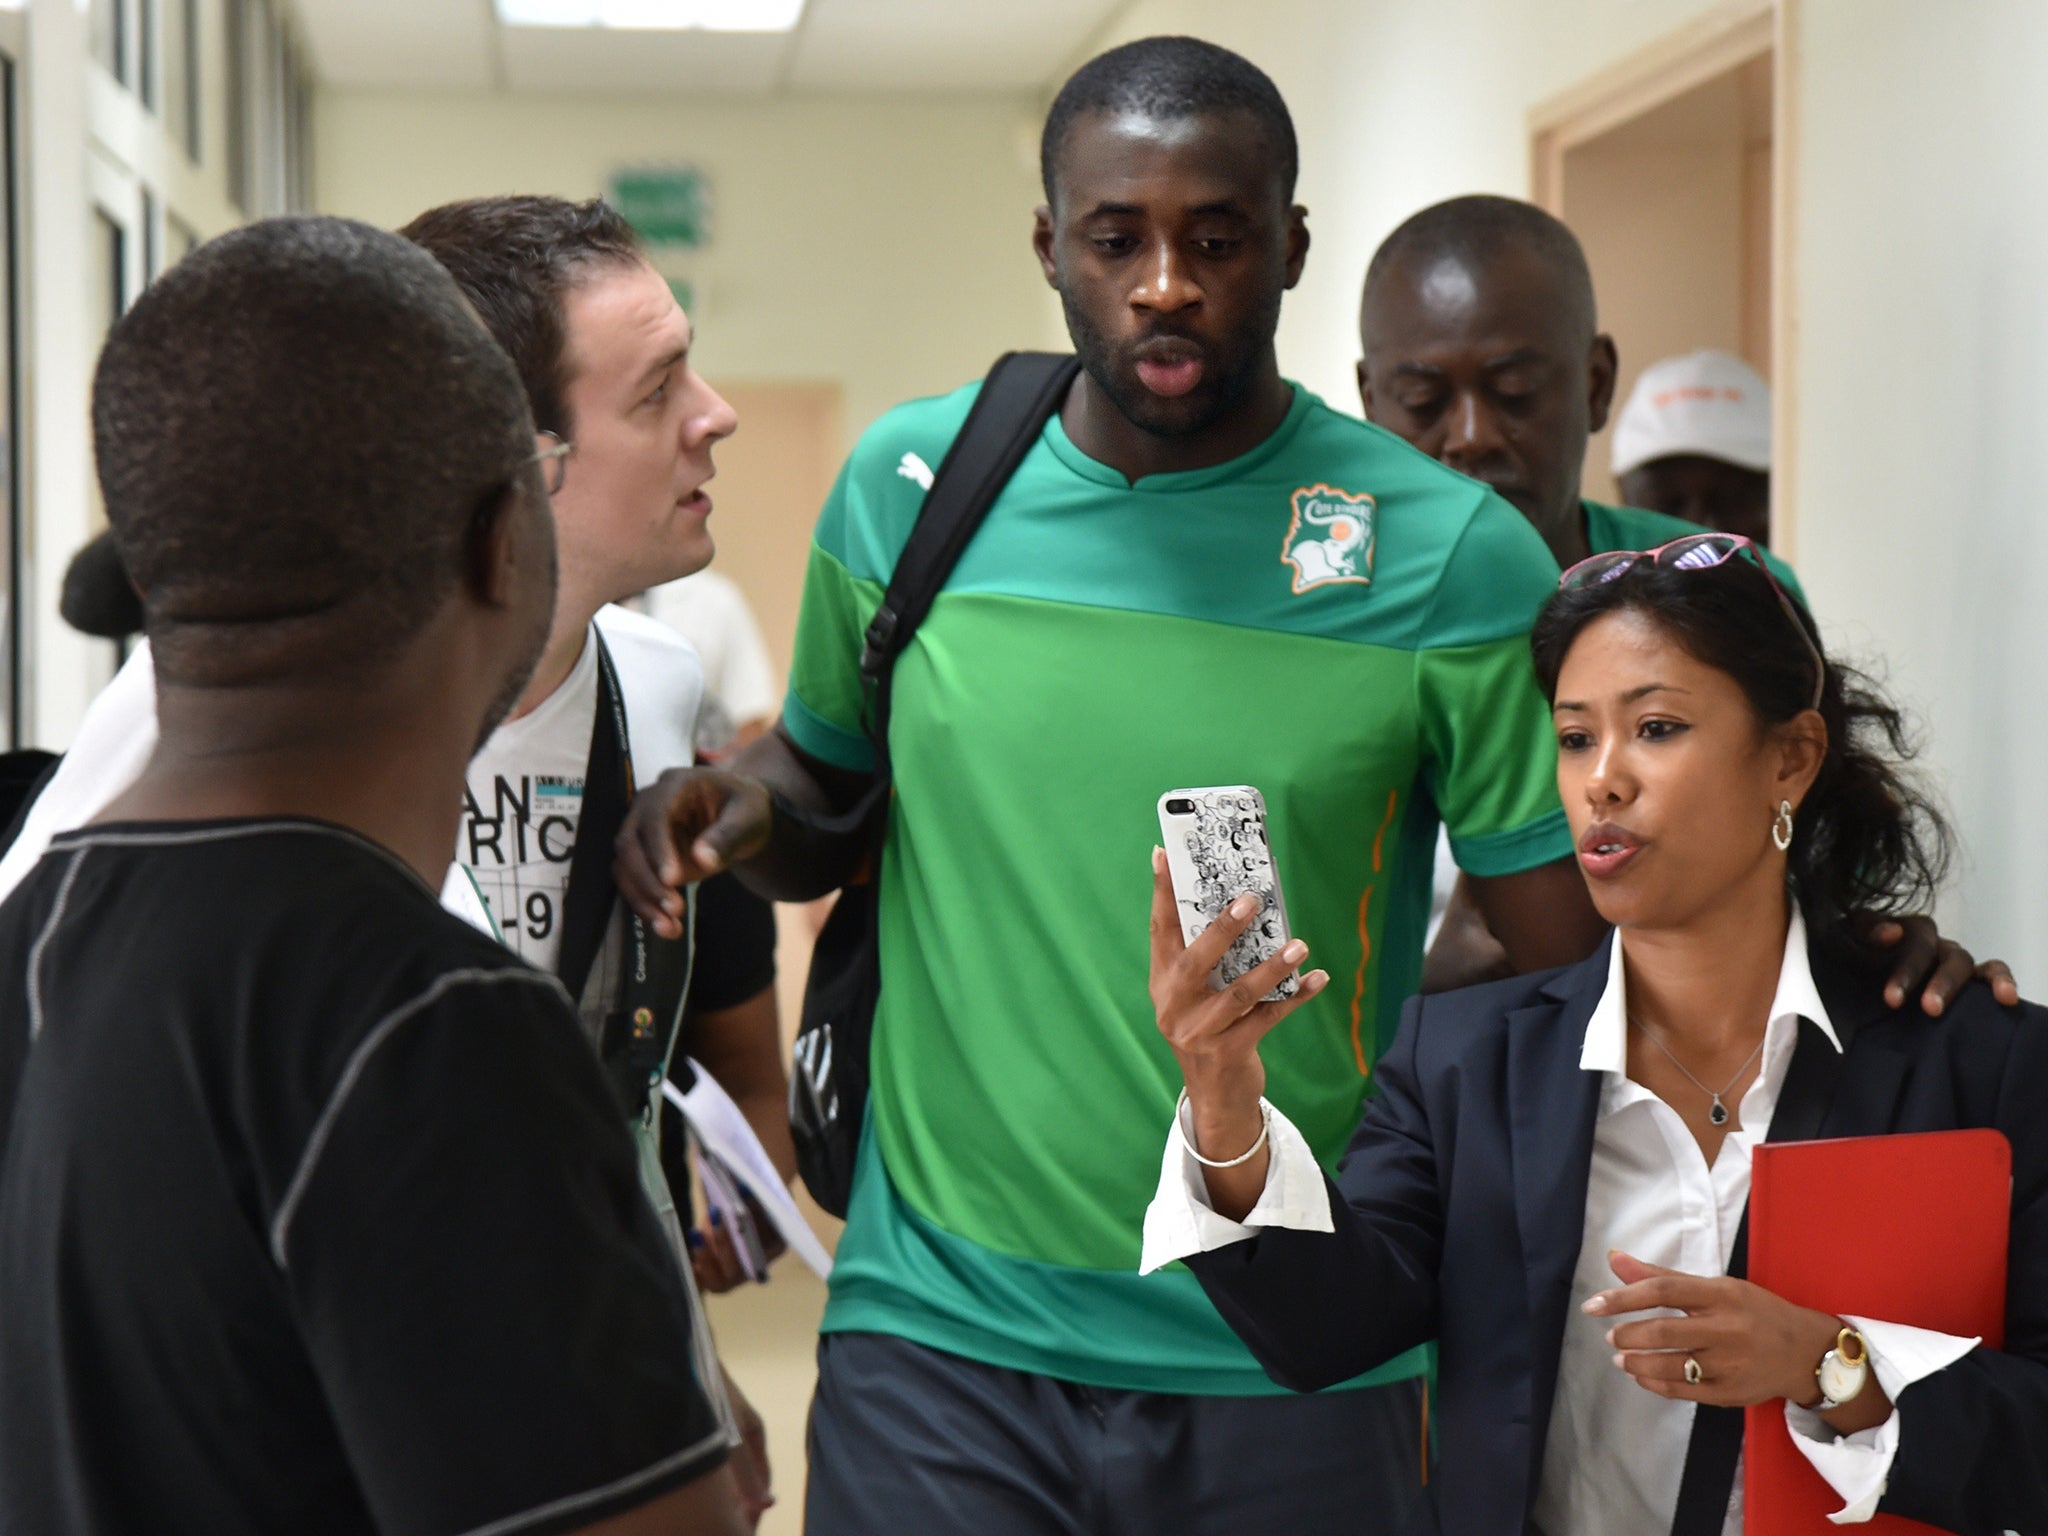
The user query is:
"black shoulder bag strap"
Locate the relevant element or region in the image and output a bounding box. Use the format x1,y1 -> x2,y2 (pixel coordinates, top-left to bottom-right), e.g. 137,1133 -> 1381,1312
788,350 -> 1079,1215
859,351 -> 1084,751
808,349 -> 1083,836
558,631 -> 695,1122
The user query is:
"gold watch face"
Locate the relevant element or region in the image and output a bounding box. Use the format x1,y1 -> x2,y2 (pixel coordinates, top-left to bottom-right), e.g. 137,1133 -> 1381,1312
1819,1347 -> 1869,1405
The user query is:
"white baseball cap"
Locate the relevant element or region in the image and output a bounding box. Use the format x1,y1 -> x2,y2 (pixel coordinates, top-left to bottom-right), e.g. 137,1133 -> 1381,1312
1610,350 -> 1771,477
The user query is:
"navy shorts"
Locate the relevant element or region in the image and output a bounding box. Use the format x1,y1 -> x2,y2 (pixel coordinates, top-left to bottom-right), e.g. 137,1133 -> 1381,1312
805,1331 -> 1431,1535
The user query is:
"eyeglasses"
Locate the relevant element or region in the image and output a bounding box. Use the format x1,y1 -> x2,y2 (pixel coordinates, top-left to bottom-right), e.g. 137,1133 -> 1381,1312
1558,531 -> 1825,711
530,433 -> 575,496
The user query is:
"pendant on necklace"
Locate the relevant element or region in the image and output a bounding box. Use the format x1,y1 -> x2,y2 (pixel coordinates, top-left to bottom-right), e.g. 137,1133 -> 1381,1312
1709,1098 -> 1730,1127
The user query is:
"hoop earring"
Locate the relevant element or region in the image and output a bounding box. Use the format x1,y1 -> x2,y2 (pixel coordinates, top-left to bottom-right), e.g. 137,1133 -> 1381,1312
1772,799 -> 1795,852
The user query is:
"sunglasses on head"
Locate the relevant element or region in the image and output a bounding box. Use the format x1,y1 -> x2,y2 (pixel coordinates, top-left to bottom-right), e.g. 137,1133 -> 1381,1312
1557,532 -> 1826,712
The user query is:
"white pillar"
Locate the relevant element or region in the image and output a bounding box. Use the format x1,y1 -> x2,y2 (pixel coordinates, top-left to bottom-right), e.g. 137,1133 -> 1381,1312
21,0 -> 116,747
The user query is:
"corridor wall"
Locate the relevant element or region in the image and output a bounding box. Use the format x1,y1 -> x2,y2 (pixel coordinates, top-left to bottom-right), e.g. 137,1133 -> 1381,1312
314,90 -> 1061,438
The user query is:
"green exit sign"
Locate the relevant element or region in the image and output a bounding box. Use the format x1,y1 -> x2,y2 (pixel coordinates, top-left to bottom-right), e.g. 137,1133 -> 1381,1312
609,165 -> 710,248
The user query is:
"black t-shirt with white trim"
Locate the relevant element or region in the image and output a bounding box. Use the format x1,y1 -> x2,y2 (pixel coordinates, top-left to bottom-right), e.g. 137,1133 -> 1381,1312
0,819 -> 727,1536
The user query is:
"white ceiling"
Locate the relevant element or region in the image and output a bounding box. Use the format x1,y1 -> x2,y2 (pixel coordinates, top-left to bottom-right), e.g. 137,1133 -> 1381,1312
290,0 -> 1134,95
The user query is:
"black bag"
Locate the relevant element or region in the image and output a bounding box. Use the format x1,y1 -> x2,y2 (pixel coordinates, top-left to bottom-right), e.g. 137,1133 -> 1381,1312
789,350 -> 1080,1217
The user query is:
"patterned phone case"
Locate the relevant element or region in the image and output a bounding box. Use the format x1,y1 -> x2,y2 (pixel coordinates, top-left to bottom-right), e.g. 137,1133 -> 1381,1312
1157,785 -> 1299,1002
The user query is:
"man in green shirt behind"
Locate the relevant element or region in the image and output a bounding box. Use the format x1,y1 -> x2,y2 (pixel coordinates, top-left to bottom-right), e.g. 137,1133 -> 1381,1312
1352,192 -> 2008,1003
618,40 -> 1608,1536
1354,194 -> 1800,585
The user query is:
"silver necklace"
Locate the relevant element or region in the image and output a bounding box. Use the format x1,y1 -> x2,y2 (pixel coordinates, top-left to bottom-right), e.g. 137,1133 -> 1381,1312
1627,1015 -> 1766,1127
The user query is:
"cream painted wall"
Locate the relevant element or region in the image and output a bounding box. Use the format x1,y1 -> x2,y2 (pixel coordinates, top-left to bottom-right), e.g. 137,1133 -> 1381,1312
20,0 -> 257,747
18,0 -> 103,748
313,90 -> 1066,437
91,1 -> 2048,977
1069,0 -> 1738,414
1788,0 -> 2048,980
1067,0 -> 2048,974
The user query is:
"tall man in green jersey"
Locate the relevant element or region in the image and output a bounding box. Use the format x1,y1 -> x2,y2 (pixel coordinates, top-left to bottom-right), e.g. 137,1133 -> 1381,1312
617,41 -> 1607,1535
1353,193 -> 2012,1007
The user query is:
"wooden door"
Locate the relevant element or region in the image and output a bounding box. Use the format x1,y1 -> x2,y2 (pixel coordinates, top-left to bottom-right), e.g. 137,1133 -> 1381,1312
699,380 -> 844,690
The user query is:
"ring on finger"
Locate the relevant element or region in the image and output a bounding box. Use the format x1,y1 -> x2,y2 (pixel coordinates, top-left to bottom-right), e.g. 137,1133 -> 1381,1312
1684,1356 -> 1703,1386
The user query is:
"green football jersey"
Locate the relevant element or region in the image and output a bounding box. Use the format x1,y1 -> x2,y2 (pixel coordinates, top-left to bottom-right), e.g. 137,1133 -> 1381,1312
785,384 -> 1574,1393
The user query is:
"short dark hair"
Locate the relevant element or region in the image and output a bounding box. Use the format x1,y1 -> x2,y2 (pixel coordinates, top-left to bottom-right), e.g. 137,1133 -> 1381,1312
1041,36 -> 1298,205
399,195 -> 645,437
92,215 -> 535,687
1362,195 -> 1596,341
1530,558 -> 1951,958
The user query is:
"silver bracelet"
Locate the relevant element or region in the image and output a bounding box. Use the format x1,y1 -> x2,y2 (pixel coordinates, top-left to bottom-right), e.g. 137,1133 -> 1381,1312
1176,1089 -> 1272,1169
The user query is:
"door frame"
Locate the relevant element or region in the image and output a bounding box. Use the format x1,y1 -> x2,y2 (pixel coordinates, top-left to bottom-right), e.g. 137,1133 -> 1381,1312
1528,0 -> 1802,558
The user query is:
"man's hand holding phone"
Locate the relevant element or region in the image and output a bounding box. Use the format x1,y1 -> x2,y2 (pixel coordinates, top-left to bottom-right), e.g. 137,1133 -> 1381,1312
1148,846 -> 1327,1220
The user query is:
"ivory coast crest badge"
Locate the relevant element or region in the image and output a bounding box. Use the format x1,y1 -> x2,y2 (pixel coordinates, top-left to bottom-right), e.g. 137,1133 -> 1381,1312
1281,484 -> 1377,594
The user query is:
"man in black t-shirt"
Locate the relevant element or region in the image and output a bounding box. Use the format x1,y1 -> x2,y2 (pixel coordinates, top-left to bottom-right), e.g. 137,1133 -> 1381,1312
0,219 -> 743,1535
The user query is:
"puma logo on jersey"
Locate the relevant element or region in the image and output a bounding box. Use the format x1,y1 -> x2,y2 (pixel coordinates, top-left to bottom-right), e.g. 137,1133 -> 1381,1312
897,452 -> 935,491
1281,485 -> 1376,593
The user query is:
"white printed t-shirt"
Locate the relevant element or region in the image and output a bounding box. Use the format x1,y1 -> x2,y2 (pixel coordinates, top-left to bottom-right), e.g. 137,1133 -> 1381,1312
462,635 -> 598,972
458,604 -> 704,986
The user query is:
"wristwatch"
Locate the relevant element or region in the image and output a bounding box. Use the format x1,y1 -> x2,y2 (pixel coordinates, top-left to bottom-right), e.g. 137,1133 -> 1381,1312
1814,1325 -> 1871,1410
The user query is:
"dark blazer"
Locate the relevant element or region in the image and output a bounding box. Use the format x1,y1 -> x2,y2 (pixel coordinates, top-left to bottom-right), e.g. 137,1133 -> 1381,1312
1187,933 -> 2048,1535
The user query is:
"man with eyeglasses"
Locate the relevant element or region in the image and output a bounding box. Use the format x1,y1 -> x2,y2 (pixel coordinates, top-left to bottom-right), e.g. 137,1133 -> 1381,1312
0,214 -> 749,1536
0,197 -> 778,1521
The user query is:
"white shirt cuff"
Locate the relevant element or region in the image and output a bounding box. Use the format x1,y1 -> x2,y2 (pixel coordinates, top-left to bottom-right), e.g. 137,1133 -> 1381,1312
1137,1096 -> 1331,1275
1782,1316 -> 1979,1523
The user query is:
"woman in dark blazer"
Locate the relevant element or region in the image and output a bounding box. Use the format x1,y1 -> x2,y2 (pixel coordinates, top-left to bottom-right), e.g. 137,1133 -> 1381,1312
1140,535 -> 2048,1535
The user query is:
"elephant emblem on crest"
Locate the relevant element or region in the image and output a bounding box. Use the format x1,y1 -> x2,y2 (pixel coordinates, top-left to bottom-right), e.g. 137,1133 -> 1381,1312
1280,484 -> 1377,594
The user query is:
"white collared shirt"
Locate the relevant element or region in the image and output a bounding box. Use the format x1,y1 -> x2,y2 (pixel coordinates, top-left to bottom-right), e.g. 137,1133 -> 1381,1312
1141,908 -> 1979,1530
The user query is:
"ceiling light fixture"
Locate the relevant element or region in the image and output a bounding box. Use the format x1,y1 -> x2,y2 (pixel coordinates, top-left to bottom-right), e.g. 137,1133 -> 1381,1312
495,0 -> 806,32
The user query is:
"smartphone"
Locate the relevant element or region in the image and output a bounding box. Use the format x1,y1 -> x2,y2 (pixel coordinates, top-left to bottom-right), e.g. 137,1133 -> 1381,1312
1157,785 -> 1299,1002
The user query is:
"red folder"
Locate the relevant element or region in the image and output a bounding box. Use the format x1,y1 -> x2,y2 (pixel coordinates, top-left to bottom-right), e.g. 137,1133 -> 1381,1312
1744,1128 -> 2011,1534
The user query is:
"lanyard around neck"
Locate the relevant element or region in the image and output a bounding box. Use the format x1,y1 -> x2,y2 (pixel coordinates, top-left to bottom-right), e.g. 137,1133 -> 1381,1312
558,633 -> 696,1120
